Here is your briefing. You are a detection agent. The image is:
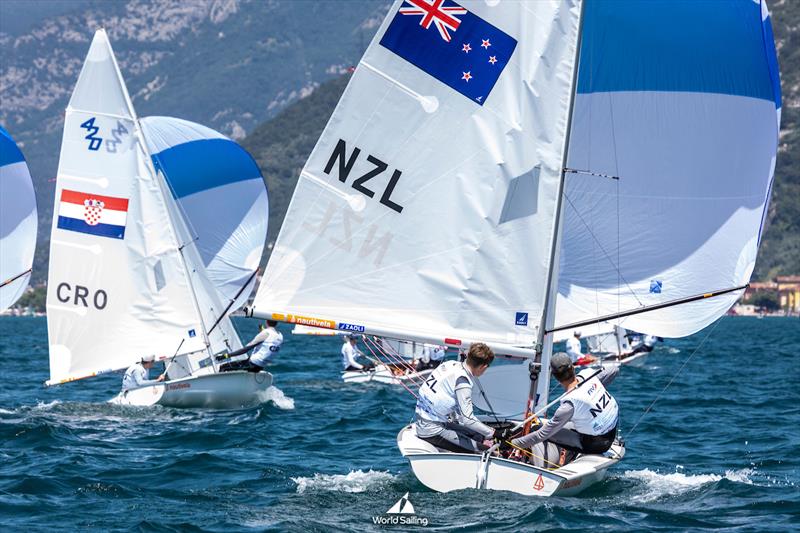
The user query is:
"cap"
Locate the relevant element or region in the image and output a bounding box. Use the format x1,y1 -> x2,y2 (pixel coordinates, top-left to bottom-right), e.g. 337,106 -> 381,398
141,354 -> 156,363
550,352 -> 573,374
574,330 -> 582,337
347,333 -> 361,340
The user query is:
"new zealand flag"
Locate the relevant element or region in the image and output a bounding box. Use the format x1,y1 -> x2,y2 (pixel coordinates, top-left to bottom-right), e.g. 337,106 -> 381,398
380,0 -> 517,106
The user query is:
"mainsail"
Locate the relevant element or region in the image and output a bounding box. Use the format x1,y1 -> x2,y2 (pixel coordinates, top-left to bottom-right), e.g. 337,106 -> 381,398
252,0 -> 583,356
554,0 -> 781,338
0,126 -> 37,310
46,30 -> 250,385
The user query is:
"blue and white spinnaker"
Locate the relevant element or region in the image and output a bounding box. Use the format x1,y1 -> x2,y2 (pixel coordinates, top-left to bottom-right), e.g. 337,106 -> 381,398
555,0 -> 781,338
0,126 -> 37,311
141,116 -> 268,311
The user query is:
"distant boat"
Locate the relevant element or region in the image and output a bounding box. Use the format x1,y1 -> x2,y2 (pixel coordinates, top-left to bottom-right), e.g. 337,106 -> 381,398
247,0 -> 779,496
45,30 -> 270,409
0,126 -> 37,311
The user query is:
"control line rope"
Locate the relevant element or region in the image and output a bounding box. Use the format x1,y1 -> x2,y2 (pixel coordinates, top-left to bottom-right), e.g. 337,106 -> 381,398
363,336 -> 421,386
627,317 -> 724,436
371,336 -> 421,376
361,336 -> 420,399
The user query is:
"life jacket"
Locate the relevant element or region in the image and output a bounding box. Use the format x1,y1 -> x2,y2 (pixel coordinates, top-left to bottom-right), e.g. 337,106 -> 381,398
562,368 -> 619,436
250,328 -> 283,366
415,360 -> 472,423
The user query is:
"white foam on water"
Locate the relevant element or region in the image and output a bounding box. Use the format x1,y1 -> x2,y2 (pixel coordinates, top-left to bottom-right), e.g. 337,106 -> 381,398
292,469 -> 396,494
666,347 -> 681,354
623,468 -> 754,503
261,385 -> 294,410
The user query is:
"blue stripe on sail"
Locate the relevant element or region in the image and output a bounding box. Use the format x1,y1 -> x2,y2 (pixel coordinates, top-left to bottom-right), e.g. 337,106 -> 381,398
578,0 -> 778,104
57,216 -> 125,239
151,138 -> 262,199
0,126 -> 26,167
761,10 -> 782,109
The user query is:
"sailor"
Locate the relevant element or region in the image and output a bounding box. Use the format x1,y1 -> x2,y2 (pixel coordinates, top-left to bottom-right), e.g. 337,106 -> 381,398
122,354 -> 166,391
511,353 -> 619,455
414,342 -> 505,453
429,344 -> 446,369
220,319 -> 283,372
565,330 -> 584,363
416,344 -> 445,372
342,334 -> 374,372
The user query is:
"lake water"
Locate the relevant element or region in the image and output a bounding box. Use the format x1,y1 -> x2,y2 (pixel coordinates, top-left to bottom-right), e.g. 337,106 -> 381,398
0,316 -> 797,531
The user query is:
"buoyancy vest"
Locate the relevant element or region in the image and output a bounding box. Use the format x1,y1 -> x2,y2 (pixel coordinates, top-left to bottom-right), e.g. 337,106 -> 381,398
415,360 -> 472,423
562,368 -> 619,436
250,328 -> 283,367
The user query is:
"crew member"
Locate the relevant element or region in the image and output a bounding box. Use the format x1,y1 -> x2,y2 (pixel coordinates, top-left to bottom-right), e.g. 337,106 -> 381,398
122,354 -> 165,391
220,319 -> 283,372
414,342 -> 506,453
429,344 -> 446,369
565,330 -> 583,363
416,344 -> 445,372
511,353 -> 619,455
342,334 -> 374,372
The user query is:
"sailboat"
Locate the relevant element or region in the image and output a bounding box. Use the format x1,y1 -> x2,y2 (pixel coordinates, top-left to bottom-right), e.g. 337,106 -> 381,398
45,30 -> 271,409
0,127 -> 37,312
248,0 -> 780,496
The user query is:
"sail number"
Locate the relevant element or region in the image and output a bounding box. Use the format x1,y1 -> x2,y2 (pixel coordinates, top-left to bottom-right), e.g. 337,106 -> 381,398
56,282 -> 108,310
323,139 -> 404,214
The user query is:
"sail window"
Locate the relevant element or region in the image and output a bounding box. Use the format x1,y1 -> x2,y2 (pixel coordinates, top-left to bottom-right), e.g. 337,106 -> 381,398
499,166 -> 540,225
153,260 -> 166,292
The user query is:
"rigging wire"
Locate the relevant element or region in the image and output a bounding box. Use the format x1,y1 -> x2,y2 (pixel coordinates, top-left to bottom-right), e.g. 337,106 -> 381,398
626,317 -> 725,437
371,336 -> 422,376
562,191 -> 645,308
360,337 -> 420,399
474,376 -> 502,425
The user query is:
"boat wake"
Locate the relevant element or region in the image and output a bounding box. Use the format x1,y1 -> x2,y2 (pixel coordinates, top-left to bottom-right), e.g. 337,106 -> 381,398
623,468 -> 754,502
260,386 -> 295,410
291,469 -> 396,494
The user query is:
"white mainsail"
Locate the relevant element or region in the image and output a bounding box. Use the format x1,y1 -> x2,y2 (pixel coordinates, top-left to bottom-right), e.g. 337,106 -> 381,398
46,30 -> 240,385
0,127 -> 37,311
253,0 -> 582,357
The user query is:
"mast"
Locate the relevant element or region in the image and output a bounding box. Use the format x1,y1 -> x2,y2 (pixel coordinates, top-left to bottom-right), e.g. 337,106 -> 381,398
103,29 -> 213,358
529,0 -> 587,413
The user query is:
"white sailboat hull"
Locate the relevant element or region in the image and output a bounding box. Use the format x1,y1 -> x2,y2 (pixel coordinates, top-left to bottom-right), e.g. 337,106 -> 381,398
397,424 -> 624,497
110,370 -> 273,409
342,364 -> 432,385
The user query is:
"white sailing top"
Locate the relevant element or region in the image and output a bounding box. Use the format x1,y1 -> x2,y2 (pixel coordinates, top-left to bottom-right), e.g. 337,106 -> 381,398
249,327 -> 283,367
565,368 -> 619,436
566,336 -> 583,363
122,363 -> 158,391
341,341 -> 364,370
415,361 -> 472,423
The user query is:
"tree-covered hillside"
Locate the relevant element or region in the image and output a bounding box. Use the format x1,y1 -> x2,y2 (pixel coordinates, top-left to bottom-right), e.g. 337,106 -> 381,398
755,0 -> 800,279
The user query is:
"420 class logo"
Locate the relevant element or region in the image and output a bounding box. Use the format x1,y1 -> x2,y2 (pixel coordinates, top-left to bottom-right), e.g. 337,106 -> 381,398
80,117 -> 129,153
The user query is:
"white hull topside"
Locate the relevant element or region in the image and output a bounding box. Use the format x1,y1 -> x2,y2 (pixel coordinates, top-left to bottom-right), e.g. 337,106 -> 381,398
342,363 -> 433,385
110,370 -> 273,409
397,424 -> 625,497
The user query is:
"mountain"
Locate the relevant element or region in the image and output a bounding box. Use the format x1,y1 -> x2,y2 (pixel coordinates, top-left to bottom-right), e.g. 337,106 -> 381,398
0,0 -> 391,283
2,0 -> 797,286
754,0 -> 800,279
